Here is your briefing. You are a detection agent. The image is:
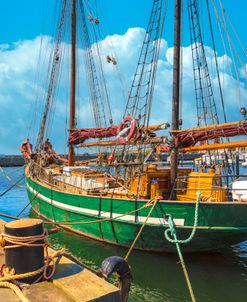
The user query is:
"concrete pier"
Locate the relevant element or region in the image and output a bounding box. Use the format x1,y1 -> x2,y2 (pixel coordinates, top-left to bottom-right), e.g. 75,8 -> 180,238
0,220 -> 120,302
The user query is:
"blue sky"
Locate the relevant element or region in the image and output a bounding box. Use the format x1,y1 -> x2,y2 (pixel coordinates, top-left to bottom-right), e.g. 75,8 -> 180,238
0,0 -> 246,154
1,0 -> 246,46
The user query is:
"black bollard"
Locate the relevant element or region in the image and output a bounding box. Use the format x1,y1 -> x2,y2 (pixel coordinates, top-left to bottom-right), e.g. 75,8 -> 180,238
4,218 -> 45,284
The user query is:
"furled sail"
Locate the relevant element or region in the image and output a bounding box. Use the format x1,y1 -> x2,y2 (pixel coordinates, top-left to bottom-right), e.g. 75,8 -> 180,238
171,120 -> 247,148
69,126 -> 118,145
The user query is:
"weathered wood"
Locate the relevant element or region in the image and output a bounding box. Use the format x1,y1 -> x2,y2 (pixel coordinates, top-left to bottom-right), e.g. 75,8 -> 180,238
181,140 -> 247,152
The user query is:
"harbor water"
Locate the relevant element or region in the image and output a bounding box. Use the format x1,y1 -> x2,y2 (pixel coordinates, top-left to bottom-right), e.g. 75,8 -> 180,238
0,166 -> 246,301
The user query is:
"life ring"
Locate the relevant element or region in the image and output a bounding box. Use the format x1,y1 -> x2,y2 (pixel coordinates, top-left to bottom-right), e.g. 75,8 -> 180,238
117,116 -> 136,144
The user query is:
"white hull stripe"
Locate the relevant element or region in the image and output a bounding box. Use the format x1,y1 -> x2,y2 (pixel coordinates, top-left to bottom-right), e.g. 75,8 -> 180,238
26,183 -> 185,226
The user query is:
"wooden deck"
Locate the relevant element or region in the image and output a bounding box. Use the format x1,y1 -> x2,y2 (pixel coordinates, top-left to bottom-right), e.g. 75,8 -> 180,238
0,220 -> 120,302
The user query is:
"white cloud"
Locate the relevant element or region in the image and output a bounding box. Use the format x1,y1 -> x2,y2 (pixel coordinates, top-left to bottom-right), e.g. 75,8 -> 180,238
0,28 -> 246,154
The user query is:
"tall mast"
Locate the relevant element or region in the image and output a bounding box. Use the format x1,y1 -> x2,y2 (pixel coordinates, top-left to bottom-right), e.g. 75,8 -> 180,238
170,0 -> 181,197
68,0 -> 76,166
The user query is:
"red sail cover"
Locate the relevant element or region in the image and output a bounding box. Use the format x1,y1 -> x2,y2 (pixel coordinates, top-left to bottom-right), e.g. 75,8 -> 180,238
173,121 -> 247,148
69,126 -> 118,145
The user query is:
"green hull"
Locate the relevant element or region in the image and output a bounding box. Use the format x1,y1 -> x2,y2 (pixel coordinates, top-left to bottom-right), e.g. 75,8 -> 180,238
26,176 -> 247,252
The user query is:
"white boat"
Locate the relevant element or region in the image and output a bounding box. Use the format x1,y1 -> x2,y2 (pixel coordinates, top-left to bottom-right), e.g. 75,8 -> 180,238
232,176 -> 247,201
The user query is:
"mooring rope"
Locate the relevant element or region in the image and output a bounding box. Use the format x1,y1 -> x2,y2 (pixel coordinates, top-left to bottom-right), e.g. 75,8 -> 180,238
163,192 -> 202,302
0,231 -> 64,282
0,213 -> 20,220
0,175 -> 26,198
0,231 -> 49,249
0,229 -> 64,302
125,198 -> 159,260
43,198 -> 158,226
164,192 -> 201,244
0,166 -> 25,188
0,281 -> 31,302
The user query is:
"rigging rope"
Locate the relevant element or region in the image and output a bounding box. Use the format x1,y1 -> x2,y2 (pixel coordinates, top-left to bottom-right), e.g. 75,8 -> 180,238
43,198 -> 158,226
164,192 -> 201,302
114,0 -> 167,181
124,198 -> 159,260
79,0 -> 112,128
0,166 -> 25,188
187,0 -> 219,127
210,0 -> 243,107
36,0 -> 68,150
0,175 -> 26,198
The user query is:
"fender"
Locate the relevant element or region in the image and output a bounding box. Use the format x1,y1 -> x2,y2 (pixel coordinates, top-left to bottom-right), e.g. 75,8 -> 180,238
99,256 -> 132,302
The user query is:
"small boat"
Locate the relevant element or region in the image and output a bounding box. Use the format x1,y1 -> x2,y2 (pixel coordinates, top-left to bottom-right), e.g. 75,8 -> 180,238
232,176 -> 247,202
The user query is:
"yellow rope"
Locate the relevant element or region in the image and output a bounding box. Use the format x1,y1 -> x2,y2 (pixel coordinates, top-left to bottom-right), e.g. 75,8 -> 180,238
0,230 -> 64,282
1,231 -> 48,249
0,266 -> 45,282
0,166 -> 25,188
0,281 -> 30,302
0,249 -> 64,302
124,198 -> 159,260
45,198 -> 157,226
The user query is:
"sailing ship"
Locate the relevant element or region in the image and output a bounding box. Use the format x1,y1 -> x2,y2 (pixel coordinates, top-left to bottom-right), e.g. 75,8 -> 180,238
21,0 -> 247,252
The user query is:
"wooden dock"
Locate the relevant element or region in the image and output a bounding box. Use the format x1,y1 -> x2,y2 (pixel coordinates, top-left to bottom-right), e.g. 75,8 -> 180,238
0,220 -> 121,302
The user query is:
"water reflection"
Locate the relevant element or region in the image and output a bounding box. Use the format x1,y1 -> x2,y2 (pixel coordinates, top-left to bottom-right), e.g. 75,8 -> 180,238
47,226 -> 247,302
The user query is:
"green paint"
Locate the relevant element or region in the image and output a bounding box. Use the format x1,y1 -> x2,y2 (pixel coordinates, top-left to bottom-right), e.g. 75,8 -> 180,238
26,176 -> 247,252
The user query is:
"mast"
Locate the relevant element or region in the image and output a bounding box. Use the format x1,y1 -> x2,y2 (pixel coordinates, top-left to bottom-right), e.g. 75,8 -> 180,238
170,0 -> 182,197
68,0 -> 77,166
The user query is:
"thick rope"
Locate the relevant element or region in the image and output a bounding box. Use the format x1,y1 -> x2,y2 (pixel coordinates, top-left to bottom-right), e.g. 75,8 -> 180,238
163,192 -> 202,302
174,241 -> 196,302
124,198 -> 159,260
0,198 -> 156,226
164,192 -> 201,244
0,249 -> 64,283
0,266 -> 45,282
0,281 -> 30,302
0,231 -> 64,282
1,231 -> 48,249
0,213 -> 20,220
0,249 -> 64,302
44,198 -> 157,226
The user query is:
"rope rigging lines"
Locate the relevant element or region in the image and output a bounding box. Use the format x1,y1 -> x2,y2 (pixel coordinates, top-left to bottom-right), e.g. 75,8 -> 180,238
113,0 -> 167,170
36,0 -> 68,150
210,0 -> 247,109
34,0 -> 127,156
186,0 -> 247,175
79,0 -> 118,129
124,0 -> 167,129
187,0 -> 219,127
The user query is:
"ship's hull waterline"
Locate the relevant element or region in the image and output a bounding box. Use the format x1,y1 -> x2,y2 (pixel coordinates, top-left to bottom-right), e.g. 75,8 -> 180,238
26,176 -> 247,252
